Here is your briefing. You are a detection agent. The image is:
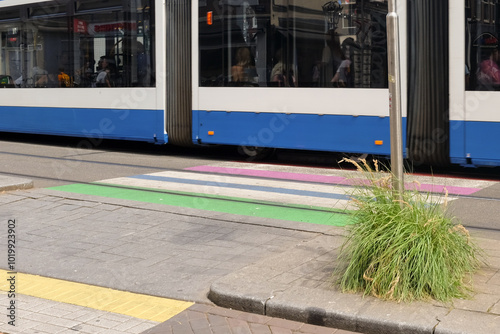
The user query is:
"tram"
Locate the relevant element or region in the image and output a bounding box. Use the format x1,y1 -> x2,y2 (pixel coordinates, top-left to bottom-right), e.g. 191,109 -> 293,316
0,0 -> 497,167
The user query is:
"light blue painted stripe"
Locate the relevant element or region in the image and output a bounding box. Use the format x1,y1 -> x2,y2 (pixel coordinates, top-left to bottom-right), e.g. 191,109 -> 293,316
129,174 -> 351,200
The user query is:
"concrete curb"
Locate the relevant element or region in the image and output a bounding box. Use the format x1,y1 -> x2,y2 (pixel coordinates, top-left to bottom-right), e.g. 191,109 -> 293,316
0,175 -> 33,192
208,234 -> 500,334
208,271 -> 445,334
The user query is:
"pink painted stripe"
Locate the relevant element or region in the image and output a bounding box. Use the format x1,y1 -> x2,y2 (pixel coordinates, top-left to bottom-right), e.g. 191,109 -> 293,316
185,166 -> 481,196
185,165 -> 349,184
406,184 -> 479,196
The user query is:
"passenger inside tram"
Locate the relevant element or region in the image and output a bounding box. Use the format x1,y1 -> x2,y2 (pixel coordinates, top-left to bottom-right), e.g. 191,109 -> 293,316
476,46 -> 500,88
231,47 -> 258,86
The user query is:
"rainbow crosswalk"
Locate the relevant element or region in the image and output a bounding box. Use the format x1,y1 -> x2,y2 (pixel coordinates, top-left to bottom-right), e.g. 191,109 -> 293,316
49,162 -> 494,227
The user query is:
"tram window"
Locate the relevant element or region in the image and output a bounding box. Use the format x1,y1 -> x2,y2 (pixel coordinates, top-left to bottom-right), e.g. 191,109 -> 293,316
0,0 -> 154,88
198,0 -> 388,88
466,0 -> 500,91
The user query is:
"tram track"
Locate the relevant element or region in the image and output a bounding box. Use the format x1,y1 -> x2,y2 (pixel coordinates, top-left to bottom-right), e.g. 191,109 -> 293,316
1,145 -> 500,202
1,136 -> 500,236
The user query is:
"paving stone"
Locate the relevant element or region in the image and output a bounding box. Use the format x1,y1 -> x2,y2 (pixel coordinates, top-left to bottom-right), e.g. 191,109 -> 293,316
192,327 -> 212,334
46,316 -> 81,328
98,312 -> 135,323
38,306 -> 74,317
32,323 -> 68,333
226,318 -> 253,334
74,311 -> 100,323
114,318 -> 154,332
207,313 -> 230,327
211,324 -> 233,334
101,329 -> 129,334
62,308 -> 95,320
25,312 -> 55,323
452,293 -> 500,313
237,313 -> 270,325
269,326 -> 293,334
70,323 -> 107,333
267,319 -> 304,331
127,321 -> 161,334
297,323 -> 337,334
189,316 -> 210,330
86,317 -> 122,329
249,323 -> 273,334
0,318 -> 43,331
489,299 -> 500,315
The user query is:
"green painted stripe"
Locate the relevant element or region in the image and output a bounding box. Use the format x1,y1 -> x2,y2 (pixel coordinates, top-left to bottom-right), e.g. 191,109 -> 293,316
93,182 -> 344,212
49,183 -> 352,226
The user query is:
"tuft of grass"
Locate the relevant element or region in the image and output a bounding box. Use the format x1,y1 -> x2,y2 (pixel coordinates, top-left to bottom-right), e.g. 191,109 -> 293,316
335,158 -> 483,302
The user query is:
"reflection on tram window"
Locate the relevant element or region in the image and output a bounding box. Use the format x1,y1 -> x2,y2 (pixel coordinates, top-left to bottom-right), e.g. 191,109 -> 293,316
198,0 -> 388,88
466,0 -> 500,91
0,0 -> 155,88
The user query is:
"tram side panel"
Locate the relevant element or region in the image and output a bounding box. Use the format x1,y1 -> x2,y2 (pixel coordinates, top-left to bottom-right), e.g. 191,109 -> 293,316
193,0 -> 402,156
193,89 -> 396,155
0,103 -> 163,143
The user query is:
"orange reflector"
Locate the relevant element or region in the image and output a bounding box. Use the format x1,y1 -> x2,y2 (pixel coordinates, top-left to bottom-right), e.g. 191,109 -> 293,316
208,131 -> 214,136
207,11 -> 213,25
375,140 -> 383,146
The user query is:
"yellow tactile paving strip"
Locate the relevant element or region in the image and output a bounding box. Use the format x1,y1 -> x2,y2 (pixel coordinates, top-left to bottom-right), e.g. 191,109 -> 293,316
0,270 -> 193,322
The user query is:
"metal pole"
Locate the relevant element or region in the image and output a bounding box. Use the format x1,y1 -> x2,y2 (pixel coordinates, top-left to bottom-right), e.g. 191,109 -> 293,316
387,0 -> 404,200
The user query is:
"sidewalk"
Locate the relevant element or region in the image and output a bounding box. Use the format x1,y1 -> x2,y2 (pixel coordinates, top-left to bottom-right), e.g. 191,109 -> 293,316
143,304 -> 356,334
208,229 -> 500,334
1,172 -> 499,334
204,175 -> 500,334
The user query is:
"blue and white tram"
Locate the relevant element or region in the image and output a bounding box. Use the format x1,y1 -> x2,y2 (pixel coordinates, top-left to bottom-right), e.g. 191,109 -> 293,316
0,0 -> 499,167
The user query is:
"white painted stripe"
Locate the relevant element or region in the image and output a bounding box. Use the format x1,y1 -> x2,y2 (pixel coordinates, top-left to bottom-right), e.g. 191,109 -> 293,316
96,176 -> 350,208
140,170 -> 349,193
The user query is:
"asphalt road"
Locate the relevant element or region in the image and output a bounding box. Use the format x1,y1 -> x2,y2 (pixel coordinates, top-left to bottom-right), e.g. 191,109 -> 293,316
0,133 -> 247,188
2,132 -> 500,189
2,131 -> 500,241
